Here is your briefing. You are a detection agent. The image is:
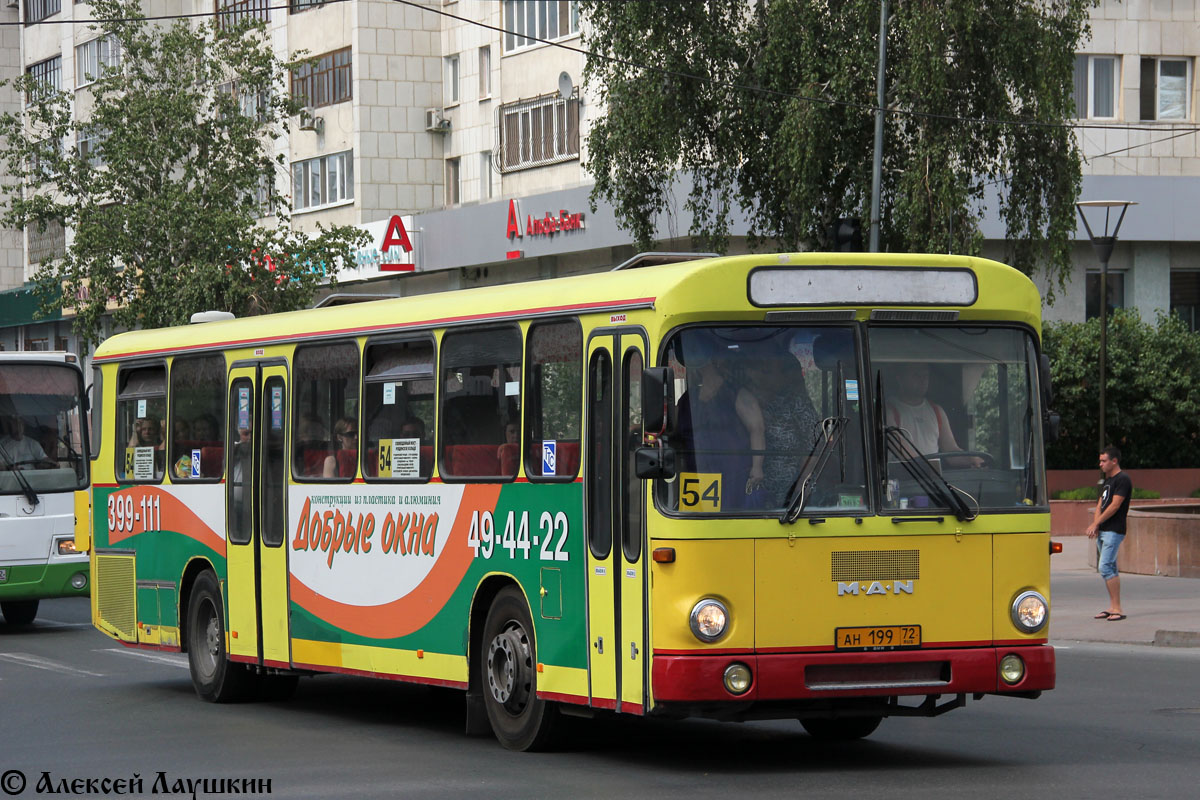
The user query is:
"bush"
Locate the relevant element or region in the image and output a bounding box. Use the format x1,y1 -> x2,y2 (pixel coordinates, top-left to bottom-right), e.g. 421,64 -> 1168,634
1051,486 -> 1161,500
1042,310 -> 1200,469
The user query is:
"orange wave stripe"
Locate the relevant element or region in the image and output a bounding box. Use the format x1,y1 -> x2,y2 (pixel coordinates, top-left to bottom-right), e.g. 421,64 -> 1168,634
106,486 -> 226,556
289,484 -> 499,640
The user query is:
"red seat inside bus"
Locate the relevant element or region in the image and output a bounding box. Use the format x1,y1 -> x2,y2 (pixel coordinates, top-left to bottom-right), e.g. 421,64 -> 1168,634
443,444 -> 503,477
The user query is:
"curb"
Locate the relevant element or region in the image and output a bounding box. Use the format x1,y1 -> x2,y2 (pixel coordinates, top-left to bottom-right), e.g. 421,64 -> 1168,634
1154,630 -> 1200,648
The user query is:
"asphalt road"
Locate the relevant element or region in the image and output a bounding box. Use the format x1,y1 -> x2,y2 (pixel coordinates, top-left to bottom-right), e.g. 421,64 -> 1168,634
1,598 -> 1198,799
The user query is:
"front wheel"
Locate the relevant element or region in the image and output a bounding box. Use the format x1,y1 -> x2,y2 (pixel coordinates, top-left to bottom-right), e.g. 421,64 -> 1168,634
480,586 -> 557,751
186,571 -> 255,702
801,715 -> 882,741
1,599 -> 38,626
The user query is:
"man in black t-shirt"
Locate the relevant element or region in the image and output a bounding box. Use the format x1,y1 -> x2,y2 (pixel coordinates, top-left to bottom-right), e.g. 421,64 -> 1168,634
1086,446 -> 1132,621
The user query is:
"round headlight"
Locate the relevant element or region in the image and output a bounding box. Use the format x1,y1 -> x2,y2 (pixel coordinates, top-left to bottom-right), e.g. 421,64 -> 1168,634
723,663 -> 752,695
70,572 -> 88,590
1011,590 -> 1048,633
689,598 -> 729,643
999,653 -> 1026,685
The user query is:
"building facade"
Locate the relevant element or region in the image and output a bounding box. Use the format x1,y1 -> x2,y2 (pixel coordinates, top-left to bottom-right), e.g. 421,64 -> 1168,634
2,0 -> 1198,358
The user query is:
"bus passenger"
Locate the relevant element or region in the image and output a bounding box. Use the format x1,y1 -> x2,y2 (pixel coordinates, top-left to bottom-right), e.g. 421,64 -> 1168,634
324,417 -> 358,478
749,346 -> 820,507
886,363 -> 981,466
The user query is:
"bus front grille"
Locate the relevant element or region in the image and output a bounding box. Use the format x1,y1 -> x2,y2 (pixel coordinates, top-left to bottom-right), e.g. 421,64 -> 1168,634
95,554 -> 137,642
831,549 -> 920,582
806,661 -> 950,691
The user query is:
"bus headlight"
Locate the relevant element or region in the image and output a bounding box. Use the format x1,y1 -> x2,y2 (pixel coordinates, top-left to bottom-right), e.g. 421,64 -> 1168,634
55,537 -> 79,555
70,572 -> 88,590
689,598 -> 729,643
723,663 -> 752,695
1010,590 -> 1048,633
999,653 -> 1026,685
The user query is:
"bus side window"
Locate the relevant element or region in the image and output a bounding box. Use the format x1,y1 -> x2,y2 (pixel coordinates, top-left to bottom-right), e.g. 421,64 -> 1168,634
362,336 -> 436,482
116,364 -> 167,483
168,355 -> 225,481
293,341 -> 360,481
525,320 -> 581,480
439,326 -> 522,480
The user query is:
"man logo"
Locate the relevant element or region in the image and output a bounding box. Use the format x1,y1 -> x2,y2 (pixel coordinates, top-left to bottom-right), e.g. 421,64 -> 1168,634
837,581 -> 915,596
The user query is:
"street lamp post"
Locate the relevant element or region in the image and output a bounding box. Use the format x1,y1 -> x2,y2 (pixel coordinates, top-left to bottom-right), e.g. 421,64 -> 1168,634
1075,200 -> 1136,461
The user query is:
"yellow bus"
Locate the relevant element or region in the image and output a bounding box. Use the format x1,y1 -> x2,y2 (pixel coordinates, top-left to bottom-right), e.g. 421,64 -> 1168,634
88,252 -> 1056,749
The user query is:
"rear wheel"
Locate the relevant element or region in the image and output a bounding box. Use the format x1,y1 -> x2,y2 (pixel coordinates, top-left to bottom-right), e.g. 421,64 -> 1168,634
801,716 -> 882,741
186,571 -> 255,702
480,587 -> 556,751
0,599 -> 38,626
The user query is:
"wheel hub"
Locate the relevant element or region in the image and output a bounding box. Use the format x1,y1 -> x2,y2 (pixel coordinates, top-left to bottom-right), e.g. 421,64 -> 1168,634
487,628 -> 530,711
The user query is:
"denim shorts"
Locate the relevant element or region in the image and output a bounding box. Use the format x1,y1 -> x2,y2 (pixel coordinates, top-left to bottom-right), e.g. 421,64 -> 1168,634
1098,530 -> 1126,580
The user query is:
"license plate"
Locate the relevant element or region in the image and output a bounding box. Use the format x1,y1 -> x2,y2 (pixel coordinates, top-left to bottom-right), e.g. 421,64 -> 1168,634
835,625 -> 921,651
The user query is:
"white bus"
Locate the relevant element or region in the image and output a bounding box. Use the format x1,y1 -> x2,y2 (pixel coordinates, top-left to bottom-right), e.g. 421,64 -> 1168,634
0,352 -> 90,626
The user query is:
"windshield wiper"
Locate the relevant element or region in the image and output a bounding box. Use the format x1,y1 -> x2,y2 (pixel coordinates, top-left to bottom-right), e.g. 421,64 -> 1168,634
0,441 -> 40,508
884,426 -> 974,522
779,416 -> 847,525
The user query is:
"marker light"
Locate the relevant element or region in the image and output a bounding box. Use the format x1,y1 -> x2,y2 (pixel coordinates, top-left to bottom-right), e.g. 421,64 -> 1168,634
723,663 -> 752,695
689,598 -> 729,643
1011,590 -> 1049,633
999,654 -> 1026,685
70,572 -> 88,590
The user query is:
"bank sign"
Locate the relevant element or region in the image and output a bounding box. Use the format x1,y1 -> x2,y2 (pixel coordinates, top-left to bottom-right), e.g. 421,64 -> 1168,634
505,199 -> 586,259
341,214 -> 417,281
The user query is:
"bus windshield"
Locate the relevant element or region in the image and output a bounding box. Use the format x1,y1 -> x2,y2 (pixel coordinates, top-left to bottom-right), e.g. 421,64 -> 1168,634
0,363 -> 88,494
659,324 -> 1047,517
662,325 -> 868,515
869,326 -> 1046,513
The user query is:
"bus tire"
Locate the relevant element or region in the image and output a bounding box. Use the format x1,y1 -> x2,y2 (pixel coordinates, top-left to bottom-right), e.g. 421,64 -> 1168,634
800,716 -> 882,741
1,599 -> 38,626
186,571 -> 255,703
480,586 -> 557,751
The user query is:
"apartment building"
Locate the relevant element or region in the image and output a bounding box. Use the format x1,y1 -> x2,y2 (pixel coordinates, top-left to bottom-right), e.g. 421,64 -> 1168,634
2,0 -> 1197,354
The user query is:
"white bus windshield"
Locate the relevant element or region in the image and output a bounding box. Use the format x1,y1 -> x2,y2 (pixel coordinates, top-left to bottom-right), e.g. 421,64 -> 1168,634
0,363 -> 88,494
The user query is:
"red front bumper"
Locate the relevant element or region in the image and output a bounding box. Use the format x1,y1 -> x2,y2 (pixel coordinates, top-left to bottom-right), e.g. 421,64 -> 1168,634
653,645 -> 1055,703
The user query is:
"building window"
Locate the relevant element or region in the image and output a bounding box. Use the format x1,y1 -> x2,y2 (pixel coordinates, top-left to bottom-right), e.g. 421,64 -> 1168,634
291,48 -> 352,109
503,0 -> 579,53
445,54 -> 460,106
77,128 -> 109,167
26,57 -> 62,105
216,0 -> 270,30
76,35 -> 122,89
1085,271 -> 1125,321
480,151 -> 493,200
24,0 -> 61,24
292,150 -> 354,211
25,337 -> 49,351
216,81 -> 271,122
1140,57 -> 1190,121
289,0 -> 323,12
1170,271 -> 1200,332
498,92 -> 580,172
478,46 -> 491,98
27,220 -> 65,264
446,158 -> 460,206
1073,55 -> 1118,120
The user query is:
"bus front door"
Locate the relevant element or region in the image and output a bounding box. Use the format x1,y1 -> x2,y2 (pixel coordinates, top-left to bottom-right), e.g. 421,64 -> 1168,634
224,363 -> 292,670
585,331 -> 648,713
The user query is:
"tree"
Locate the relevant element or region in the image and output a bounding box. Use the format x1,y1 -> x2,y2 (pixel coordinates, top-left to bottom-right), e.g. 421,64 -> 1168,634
1042,311 -> 1200,469
581,0 -> 1096,288
0,0 -> 368,350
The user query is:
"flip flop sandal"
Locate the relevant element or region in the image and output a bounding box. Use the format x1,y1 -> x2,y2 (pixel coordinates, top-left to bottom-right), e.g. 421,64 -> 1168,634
1094,611 -> 1115,619
1106,614 -> 1127,621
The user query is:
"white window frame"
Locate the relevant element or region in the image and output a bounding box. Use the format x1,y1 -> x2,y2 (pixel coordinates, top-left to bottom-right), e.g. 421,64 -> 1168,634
445,157 -> 460,206
503,0 -> 580,54
480,151 -> 493,200
1141,57 -> 1192,121
1073,54 -> 1119,120
292,150 -> 354,212
76,35 -> 122,89
445,54 -> 460,107
478,45 -> 492,99
77,128 -> 109,167
499,92 -> 580,172
26,56 -> 62,106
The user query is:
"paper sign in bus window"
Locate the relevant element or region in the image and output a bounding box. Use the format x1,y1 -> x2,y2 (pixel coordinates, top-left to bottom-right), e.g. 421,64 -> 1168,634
845,379 -> 859,401
137,399 -> 147,418
542,440 -> 557,475
191,449 -> 201,478
133,446 -> 155,480
383,383 -> 396,405
392,437 -> 420,478
679,472 -> 722,512
271,386 -> 283,429
237,387 -> 251,430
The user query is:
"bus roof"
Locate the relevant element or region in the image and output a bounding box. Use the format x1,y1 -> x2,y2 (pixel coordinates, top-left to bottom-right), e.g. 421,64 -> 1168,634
92,253 -> 1042,363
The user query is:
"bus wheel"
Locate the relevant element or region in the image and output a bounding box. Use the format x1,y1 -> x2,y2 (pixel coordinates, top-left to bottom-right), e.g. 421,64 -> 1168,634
1,600 -> 38,626
186,571 -> 255,703
801,716 -> 882,741
480,587 -> 556,751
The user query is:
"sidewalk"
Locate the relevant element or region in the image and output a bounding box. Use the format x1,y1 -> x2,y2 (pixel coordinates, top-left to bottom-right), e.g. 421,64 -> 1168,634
1049,536 -> 1200,646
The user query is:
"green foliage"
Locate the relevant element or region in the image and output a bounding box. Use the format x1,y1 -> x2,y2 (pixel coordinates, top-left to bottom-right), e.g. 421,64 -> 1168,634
1051,486 -> 1161,500
580,0 -> 1096,289
0,0 -> 368,350
1043,310 -> 1200,469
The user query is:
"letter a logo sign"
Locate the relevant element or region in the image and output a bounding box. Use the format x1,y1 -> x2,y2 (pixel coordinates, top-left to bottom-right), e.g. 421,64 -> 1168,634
380,215 -> 415,272
506,199 -> 522,240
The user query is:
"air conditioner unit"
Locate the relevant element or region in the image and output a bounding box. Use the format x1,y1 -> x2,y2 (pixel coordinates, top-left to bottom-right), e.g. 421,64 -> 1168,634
425,108 -> 451,133
297,107 -> 323,135
5,0 -> 18,9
